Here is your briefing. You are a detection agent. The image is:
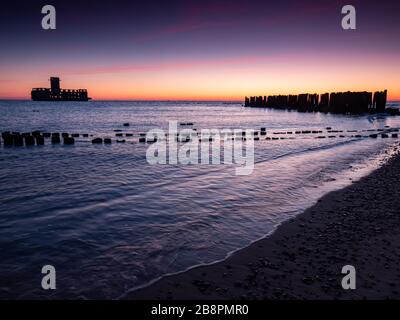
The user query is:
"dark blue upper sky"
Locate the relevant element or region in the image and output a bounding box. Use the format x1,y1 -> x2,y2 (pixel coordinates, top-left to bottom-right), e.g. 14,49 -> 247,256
1,0 -> 399,99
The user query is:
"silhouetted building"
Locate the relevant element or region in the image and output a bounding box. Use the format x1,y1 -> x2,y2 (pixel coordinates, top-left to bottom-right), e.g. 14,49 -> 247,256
31,77 -> 91,101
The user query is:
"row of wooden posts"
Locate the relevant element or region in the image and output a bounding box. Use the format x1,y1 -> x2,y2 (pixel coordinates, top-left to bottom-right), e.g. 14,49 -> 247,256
245,90 -> 388,114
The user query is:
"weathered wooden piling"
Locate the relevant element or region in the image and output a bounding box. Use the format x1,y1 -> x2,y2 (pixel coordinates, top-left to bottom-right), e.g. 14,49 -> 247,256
319,93 -> 329,112
51,136 -> 61,144
36,136 -> 45,145
1,131 -> 10,139
92,138 -> 103,144
373,90 -> 387,113
3,134 -> 13,146
64,137 -> 75,145
24,135 -> 35,146
13,134 -> 23,146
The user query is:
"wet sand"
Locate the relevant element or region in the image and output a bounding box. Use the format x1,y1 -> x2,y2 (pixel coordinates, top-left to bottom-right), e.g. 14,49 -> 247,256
127,146 -> 400,300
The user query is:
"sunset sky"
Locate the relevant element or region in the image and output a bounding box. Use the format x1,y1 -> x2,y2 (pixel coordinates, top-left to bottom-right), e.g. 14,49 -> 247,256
0,0 -> 399,100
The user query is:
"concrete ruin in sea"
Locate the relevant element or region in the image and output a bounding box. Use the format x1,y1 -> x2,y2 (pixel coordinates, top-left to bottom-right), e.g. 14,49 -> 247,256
31,77 -> 91,101
245,90 -> 389,114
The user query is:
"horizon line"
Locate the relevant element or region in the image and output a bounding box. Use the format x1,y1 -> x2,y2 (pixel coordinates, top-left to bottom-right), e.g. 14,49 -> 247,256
1,98 -> 400,103
0,98 -> 243,102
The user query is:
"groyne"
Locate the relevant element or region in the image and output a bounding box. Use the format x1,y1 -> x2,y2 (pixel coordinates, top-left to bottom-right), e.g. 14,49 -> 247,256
1,125 -> 399,147
245,90 -> 390,114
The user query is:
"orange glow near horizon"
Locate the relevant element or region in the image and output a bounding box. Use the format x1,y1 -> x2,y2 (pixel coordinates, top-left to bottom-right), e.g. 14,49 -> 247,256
1,53 -> 399,101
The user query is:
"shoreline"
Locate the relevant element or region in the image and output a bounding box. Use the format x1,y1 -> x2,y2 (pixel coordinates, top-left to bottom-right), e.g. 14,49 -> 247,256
127,143 -> 400,300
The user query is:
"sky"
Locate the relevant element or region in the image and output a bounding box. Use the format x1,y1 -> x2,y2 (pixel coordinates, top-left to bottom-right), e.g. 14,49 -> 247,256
0,0 -> 399,100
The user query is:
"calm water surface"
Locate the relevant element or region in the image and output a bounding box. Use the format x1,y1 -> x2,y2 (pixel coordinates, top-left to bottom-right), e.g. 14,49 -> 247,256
0,100 -> 399,298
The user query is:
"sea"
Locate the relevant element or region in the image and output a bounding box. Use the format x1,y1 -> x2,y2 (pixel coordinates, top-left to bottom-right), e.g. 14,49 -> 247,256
0,100 -> 399,299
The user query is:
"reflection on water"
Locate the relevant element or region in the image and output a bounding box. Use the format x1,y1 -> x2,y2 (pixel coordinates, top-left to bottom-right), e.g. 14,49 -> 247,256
0,100 -> 400,298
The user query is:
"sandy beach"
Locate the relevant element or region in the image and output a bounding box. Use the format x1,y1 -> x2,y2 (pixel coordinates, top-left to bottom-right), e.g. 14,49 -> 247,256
127,144 -> 400,300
